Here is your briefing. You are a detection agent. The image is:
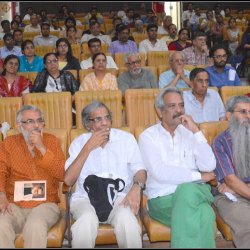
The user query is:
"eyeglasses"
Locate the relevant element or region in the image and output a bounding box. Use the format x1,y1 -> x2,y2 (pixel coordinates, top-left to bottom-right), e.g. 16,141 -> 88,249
58,44 -> 68,49
127,60 -> 141,66
213,54 -> 228,59
21,118 -> 45,126
46,59 -> 58,65
233,109 -> 250,115
89,115 -> 112,123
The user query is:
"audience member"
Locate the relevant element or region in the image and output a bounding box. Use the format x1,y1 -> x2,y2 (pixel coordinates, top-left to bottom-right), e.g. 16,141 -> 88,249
13,15 -> 26,28
23,7 -> 34,20
24,14 -> 41,33
32,53 -> 79,96
139,24 -> 168,54
159,51 -> 191,89
0,33 -> 22,59
160,23 -> 178,45
206,45 -> 241,88
0,20 -> 11,39
109,24 -> 138,57
138,87 -> 216,248
66,26 -> 81,45
55,38 -> 80,71
168,28 -> 192,51
80,21 -> 111,45
0,55 -> 32,97
118,52 -> 158,95
64,100 -> 146,248
84,6 -> 104,24
212,95 -> 250,248
157,15 -> 172,35
182,3 -> 194,29
33,23 -> 58,47
183,68 -> 225,123
182,32 -> 212,66
13,29 -> 23,47
80,52 -> 118,91
80,38 -> 118,69
0,105 -> 65,248
19,40 -> 44,72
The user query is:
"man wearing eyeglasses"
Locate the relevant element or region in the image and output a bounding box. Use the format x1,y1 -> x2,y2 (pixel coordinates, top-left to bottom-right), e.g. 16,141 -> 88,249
0,105 -> 65,247
212,95 -> 250,248
205,45 -> 241,89
117,52 -> 158,95
64,101 -> 146,248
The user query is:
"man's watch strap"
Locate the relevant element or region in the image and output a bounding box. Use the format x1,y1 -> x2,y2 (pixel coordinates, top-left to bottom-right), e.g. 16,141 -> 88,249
133,181 -> 145,191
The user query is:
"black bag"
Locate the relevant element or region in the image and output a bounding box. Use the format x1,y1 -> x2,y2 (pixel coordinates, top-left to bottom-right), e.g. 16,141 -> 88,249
83,175 -> 125,222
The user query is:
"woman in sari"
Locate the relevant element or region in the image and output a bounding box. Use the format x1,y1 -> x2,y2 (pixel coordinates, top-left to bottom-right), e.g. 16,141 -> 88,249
0,54 -> 32,97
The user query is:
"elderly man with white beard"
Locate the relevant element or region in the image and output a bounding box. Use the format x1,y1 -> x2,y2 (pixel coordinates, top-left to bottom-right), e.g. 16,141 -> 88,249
117,52 -> 158,96
212,95 -> 250,248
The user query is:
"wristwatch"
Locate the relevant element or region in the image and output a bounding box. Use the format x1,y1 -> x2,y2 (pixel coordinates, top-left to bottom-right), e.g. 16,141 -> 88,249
133,181 -> 146,191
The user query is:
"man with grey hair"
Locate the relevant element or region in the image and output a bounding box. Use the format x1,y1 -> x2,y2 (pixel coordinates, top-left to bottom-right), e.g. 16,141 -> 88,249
0,105 -> 65,248
138,87 -> 216,248
159,51 -> 191,88
117,52 -> 158,95
212,95 -> 250,248
64,100 -> 146,248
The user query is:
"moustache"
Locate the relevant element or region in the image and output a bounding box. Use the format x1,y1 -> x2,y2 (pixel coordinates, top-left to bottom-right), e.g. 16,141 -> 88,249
31,128 -> 42,133
173,113 -> 182,119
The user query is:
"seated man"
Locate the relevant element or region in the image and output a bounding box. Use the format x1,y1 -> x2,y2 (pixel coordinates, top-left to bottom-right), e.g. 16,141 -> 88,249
80,38 -> 118,69
0,105 -> 65,248
33,22 -> 58,47
64,101 -> 146,248
139,24 -> 168,54
182,32 -> 212,66
183,68 -> 226,124
159,51 -> 191,89
118,52 -> 158,95
138,87 -> 216,248
212,95 -> 250,248
0,33 -> 22,59
206,45 -> 241,89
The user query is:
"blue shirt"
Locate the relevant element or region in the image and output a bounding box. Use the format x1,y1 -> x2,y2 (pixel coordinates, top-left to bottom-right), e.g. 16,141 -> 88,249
0,46 -> 22,59
205,65 -> 241,89
109,40 -> 138,57
18,55 -> 44,72
159,69 -> 190,89
183,89 -> 225,124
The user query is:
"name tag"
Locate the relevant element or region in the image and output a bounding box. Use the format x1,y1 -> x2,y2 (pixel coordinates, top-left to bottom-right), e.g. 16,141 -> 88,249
14,180 -> 46,202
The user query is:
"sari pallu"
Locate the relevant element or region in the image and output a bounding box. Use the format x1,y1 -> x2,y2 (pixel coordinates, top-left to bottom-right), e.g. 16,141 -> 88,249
0,75 -> 32,97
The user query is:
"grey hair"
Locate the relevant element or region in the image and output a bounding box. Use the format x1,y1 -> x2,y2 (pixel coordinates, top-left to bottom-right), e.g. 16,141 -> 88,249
16,105 -> 44,123
81,100 -> 112,130
169,51 -> 186,64
125,52 -> 141,64
155,87 -> 183,110
225,95 -> 250,113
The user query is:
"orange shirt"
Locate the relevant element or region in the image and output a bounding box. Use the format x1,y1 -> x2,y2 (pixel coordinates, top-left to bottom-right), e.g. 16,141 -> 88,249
0,133 -> 65,208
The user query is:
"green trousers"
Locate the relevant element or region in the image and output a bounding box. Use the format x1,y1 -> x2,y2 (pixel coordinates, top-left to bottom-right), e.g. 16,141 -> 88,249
148,183 -> 216,248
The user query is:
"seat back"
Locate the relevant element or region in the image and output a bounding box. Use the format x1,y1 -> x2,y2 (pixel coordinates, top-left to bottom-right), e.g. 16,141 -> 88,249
75,90 -> 123,129
147,51 -> 170,66
24,92 -> 72,132
71,44 -> 81,60
199,121 -> 229,145
18,72 -> 38,85
125,89 -> 161,133
220,86 -> 250,105
23,31 -> 40,40
34,45 -> 55,57
0,97 -> 23,128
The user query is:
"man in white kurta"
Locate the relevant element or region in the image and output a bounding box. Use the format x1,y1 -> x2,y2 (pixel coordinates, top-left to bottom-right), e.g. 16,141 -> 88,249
138,87 -> 216,248
64,101 -> 146,248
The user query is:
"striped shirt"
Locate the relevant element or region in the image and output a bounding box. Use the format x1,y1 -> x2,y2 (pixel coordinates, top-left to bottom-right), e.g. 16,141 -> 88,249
212,129 -> 236,183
